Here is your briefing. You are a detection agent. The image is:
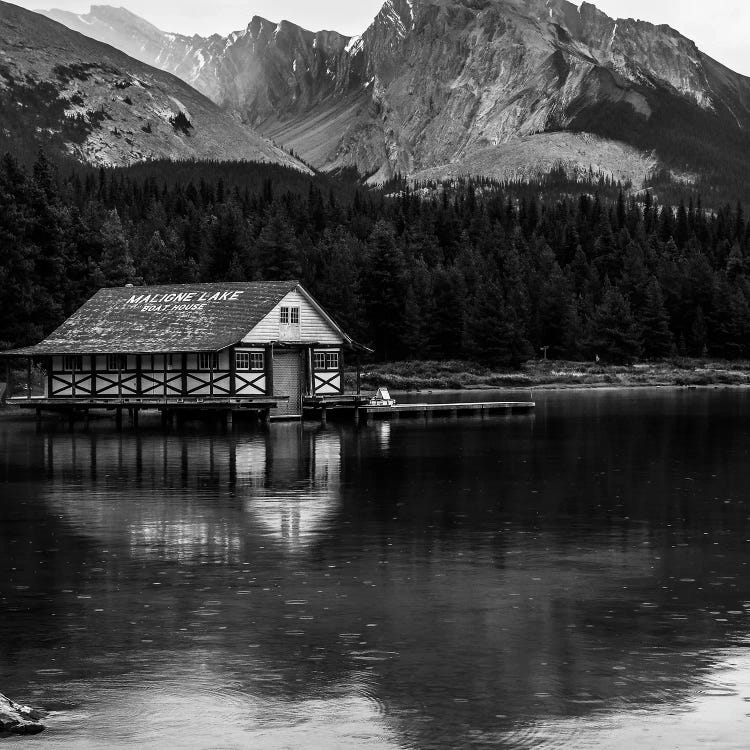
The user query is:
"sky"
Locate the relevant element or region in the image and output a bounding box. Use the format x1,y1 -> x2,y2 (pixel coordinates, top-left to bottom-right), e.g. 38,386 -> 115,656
11,0 -> 750,75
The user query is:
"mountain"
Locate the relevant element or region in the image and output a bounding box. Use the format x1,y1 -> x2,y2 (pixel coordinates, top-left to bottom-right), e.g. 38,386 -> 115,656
41,0 -> 750,189
0,1 -> 309,170
39,5 -> 354,122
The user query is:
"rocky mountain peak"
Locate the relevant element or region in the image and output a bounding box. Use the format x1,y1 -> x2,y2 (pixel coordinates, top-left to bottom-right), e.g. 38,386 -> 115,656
0,1 -> 310,170
37,0 -> 750,188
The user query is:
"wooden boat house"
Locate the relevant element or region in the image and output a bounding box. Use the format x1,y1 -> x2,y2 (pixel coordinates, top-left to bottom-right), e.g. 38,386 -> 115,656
3,281 -> 369,423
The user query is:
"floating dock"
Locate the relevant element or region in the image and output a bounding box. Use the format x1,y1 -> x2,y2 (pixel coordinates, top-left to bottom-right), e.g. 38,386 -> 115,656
364,401 -> 535,418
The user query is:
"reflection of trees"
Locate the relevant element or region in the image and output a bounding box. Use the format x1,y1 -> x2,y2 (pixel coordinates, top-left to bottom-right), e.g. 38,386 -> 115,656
3,390 -> 750,749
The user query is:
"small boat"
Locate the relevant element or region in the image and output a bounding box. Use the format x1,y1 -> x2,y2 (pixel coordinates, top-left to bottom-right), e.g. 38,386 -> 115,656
369,387 -> 396,407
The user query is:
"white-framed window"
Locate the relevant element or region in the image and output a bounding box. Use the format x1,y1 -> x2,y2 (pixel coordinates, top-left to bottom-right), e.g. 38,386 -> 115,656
107,354 -> 127,372
62,355 -> 84,372
314,351 -> 340,371
236,351 -> 264,371
280,306 -> 300,324
198,352 -> 219,371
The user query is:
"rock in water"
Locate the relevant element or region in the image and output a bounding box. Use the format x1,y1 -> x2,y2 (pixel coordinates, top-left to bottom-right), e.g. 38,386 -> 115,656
0,693 -> 45,736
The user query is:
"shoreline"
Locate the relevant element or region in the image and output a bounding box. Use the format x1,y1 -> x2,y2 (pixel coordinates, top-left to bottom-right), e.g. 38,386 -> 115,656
346,358 -> 750,393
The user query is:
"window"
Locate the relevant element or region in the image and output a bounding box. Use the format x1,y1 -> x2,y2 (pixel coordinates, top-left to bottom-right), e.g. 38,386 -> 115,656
62,355 -> 83,372
236,351 -> 264,371
198,352 -> 219,371
314,351 -> 340,371
107,354 -> 127,372
280,306 -> 300,324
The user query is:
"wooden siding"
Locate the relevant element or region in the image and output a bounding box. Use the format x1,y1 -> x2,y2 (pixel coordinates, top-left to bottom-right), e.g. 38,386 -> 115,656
245,290 -> 343,345
312,348 -> 343,396
48,348 -> 266,399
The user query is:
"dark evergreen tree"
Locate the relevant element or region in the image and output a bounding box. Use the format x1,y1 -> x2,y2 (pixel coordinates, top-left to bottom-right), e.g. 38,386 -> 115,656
361,221 -> 407,360
639,277 -> 674,359
585,284 -> 642,363
255,208 -> 300,280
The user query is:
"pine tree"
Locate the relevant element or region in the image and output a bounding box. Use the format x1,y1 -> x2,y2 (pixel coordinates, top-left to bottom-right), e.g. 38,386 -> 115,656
361,221 -> 407,360
585,284 -> 642,363
465,274 -> 530,367
255,208 -> 300,280
99,209 -> 137,286
639,277 -> 674,359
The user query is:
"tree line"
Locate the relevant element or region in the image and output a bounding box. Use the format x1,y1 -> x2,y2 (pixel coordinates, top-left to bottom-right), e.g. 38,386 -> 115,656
2,151 -> 750,366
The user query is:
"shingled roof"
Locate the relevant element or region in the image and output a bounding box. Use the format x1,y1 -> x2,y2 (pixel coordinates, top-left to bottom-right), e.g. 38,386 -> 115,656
9,281 -> 300,355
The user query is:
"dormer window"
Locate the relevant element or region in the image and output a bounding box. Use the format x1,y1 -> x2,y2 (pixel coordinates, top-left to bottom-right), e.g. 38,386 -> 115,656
280,306 -> 300,324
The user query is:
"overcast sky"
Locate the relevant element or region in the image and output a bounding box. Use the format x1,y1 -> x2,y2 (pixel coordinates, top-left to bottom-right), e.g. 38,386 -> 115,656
12,0 -> 750,75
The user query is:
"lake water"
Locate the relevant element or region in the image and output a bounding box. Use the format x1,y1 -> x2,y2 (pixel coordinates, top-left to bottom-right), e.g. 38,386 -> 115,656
3,389 -> 750,749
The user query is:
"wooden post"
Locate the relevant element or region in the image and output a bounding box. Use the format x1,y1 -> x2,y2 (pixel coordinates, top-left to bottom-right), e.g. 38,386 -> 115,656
136,354 -> 143,396
132,408 -> 139,430
84,409 -> 91,431
5,358 -> 12,402
321,404 -> 327,426
226,410 -> 234,430
307,346 -> 314,396
90,355 -> 97,398
265,345 -> 274,397
115,408 -> 123,430
161,409 -> 169,430
229,347 -> 236,397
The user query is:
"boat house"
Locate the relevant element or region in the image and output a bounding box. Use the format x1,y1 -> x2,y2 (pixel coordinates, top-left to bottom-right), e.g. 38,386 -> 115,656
3,281 -> 369,423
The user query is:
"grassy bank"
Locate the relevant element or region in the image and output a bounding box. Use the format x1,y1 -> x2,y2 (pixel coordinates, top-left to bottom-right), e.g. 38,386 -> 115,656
345,359 -> 750,392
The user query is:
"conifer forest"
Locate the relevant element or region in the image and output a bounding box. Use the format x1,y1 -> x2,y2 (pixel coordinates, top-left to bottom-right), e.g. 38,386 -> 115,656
2,151 -> 749,367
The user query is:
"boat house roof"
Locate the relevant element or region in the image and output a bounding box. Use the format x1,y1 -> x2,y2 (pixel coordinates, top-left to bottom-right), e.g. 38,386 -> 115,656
5,281 -> 358,356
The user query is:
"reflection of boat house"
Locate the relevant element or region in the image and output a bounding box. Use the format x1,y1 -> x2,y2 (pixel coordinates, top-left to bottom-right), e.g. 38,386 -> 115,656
40,425 -> 343,561
3,281 -> 368,421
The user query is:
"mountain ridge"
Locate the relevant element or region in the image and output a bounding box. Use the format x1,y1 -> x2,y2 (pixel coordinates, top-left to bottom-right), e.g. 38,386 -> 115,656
0,1 -> 311,171
38,0 -> 750,186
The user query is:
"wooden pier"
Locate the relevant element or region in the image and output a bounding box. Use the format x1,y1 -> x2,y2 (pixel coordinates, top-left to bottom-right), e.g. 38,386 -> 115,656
6,394 -> 534,429
364,401 -> 535,418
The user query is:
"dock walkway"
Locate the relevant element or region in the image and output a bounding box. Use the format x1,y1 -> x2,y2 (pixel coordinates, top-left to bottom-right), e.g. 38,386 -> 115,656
364,401 -> 535,417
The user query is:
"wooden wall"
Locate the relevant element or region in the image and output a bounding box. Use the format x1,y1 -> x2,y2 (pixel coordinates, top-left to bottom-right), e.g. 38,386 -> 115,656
246,290 -> 343,345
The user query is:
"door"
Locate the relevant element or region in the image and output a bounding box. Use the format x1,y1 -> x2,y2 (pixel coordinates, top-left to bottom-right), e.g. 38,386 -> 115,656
272,350 -> 304,417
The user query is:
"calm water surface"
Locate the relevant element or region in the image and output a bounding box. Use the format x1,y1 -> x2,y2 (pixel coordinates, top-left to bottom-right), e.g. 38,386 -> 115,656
3,389 -> 750,748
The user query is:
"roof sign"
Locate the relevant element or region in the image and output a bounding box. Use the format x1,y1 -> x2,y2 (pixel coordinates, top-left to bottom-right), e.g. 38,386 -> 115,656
126,290 -> 245,313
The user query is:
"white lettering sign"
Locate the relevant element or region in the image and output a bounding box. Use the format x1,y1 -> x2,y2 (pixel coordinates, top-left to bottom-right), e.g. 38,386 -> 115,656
124,290 -> 244,313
